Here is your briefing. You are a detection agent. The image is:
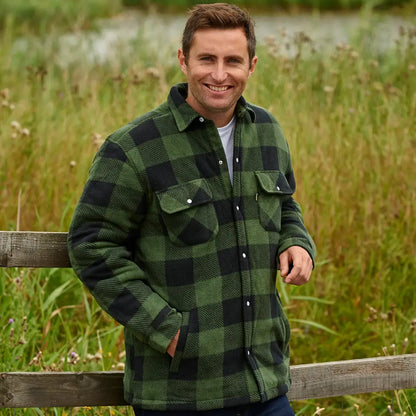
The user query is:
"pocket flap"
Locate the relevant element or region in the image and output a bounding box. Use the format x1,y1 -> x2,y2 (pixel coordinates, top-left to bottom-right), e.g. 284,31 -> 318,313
255,171 -> 293,195
157,178 -> 213,214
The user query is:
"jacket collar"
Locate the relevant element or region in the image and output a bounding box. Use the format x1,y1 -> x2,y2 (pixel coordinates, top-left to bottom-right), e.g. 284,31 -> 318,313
168,83 -> 256,132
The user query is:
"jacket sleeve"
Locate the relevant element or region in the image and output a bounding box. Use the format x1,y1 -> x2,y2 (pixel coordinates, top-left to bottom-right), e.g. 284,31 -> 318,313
278,195 -> 317,264
67,135 -> 181,354
277,142 -> 317,264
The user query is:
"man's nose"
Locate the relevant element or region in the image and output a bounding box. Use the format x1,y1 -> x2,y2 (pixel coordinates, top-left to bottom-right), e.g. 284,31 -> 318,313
212,62 -> 227,83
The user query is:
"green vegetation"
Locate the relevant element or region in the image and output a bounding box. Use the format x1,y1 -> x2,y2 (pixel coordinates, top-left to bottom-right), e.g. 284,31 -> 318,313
1,0 -> 415,37
1,3 -> 416,415
0,0 -> 124,36
121,0 -> 416,13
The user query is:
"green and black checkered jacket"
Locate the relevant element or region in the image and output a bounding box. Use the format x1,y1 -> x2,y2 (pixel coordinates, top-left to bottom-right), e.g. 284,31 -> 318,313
68,83 -> 316,411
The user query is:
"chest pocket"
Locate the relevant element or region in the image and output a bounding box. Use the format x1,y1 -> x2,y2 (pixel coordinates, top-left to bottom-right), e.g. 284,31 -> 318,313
255,171 -> 294,232
156,178 -> 219,246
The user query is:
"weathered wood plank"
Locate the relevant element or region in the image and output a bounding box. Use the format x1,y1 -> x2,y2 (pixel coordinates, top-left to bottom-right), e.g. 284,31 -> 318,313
0,231 -> 70,268
1,355 -> 416,408
289,354 -> 416,401
0,371 -> 126,408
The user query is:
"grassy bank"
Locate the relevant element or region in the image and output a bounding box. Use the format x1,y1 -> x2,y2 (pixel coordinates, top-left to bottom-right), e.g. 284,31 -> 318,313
1,8 -> 416,416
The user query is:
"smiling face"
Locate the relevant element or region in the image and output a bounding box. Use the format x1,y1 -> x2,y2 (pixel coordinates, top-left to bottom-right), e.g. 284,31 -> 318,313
178,28 -> 257,127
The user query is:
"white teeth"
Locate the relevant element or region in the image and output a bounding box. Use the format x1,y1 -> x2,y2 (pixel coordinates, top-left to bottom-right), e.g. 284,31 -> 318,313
208,85 -> 228,92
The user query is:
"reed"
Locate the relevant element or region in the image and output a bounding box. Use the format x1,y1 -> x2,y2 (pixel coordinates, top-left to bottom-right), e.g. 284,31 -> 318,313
1,10 -> 415,415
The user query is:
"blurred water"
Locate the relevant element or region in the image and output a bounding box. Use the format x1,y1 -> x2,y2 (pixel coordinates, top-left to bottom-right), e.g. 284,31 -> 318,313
12,10 -> 415,66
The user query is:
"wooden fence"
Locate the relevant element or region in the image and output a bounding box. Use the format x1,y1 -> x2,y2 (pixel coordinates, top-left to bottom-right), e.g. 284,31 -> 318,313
1,231 -> 416,408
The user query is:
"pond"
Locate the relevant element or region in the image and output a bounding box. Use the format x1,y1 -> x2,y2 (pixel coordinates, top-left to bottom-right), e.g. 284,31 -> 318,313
12,10 -> 415,67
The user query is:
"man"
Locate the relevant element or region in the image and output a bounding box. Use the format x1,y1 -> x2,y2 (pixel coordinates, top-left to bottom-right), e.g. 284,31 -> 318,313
68,3 -> 316,415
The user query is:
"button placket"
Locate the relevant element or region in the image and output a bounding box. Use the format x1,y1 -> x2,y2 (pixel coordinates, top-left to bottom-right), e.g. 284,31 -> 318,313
231,125 -> 256,373
235,202 -> 243,220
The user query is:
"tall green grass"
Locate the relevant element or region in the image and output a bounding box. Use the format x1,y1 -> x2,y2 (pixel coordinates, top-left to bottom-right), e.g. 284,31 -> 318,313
1,9 -> 415,415
0,0 -> 124,36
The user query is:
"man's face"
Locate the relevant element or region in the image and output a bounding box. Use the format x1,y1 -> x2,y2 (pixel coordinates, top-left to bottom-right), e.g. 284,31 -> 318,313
178,28 -> 257,127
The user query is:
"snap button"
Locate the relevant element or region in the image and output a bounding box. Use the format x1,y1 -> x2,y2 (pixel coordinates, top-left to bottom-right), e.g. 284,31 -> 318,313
235,157 -> 239,163
276,185 -> 280,191
242,253 -> 247,259
219,160 -> 223,165
236,205 -> 240,211
187,198 -> 192,204
199,116 -> 204,122
246,300 -> 250,307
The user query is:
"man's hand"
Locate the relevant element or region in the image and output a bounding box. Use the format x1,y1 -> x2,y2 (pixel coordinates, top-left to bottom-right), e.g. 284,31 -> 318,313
279,246 -> 313,286
167,330 -> 180,357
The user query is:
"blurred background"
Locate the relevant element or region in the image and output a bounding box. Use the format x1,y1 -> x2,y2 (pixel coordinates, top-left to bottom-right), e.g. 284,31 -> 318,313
1,1 -> 415,415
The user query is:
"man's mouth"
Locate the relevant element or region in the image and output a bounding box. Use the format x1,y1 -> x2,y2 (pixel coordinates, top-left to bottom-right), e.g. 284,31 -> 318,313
206,85 -> 230,92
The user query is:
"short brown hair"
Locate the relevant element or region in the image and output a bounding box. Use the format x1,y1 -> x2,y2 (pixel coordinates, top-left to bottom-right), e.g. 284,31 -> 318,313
182,3 -> 256,64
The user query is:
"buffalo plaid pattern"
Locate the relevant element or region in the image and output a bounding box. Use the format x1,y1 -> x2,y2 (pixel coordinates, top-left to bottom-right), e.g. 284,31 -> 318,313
68,83 -> 316,411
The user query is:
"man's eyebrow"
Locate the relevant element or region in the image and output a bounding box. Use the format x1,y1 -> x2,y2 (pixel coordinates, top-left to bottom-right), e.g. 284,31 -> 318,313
195,53 -> 245,60
196,53 -> 214,57
227,55 -> 245,61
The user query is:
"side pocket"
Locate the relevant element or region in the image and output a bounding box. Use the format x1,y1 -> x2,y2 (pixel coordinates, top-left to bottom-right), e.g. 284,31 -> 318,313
273,292 -> 291,355
254,171 -> 294,232
169,311 -> 190,373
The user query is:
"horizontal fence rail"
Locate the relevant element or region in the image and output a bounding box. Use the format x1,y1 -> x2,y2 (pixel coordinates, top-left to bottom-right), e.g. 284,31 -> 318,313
0,371 -> 125,408
1,355 -> 416,408
0,231 -> 70,268
1,231 -> 416,408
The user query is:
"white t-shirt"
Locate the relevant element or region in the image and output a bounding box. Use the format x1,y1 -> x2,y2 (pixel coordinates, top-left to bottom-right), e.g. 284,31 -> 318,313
217,116 -> 236,183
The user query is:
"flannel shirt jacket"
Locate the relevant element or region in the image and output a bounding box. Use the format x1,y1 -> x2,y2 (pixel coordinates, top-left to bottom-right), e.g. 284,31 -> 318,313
68,83 -> 316,411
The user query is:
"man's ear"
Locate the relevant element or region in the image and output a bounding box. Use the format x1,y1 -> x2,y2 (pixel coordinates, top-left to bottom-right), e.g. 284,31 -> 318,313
178,49 -> 187,74
249,55 -> 258,76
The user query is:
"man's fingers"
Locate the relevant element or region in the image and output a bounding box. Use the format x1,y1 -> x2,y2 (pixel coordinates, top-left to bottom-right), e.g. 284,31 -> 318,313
279,253 -> 290,277
279,246 -> 313,285
283,262 -> 312,286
